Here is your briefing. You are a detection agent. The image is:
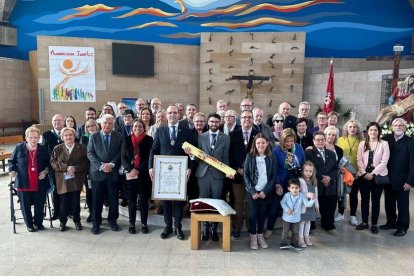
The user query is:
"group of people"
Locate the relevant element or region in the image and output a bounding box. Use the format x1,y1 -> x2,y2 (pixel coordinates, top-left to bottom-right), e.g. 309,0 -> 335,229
8,97 -> 414,252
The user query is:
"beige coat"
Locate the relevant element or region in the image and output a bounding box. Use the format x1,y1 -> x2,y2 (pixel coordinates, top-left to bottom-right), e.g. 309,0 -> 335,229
50,143 -> 88,194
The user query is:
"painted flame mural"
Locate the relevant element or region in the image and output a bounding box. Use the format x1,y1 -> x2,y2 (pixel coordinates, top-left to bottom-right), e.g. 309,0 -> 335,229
2,0 -> 414,59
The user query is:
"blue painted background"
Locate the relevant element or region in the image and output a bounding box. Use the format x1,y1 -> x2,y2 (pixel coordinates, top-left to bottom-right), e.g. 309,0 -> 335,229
1,0 -> 413,60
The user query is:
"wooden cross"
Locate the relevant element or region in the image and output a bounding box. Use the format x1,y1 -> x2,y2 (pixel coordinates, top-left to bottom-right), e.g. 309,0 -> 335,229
230,69 -> 270,98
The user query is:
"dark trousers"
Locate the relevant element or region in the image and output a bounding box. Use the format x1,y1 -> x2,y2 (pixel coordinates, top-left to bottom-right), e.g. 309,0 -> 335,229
247,198 -> 267,234
51,174 -> 60,217
319,194 -> 337,230
18,190 -> 47,228
359,179 -> 382,225
163,200 -> 184,229
59,191 -> 81,223
221,178 -> 234,207
187,173 -> 199,203
84,180 -> 92,213
91,178 -> 119,225
383,184 -> 410,231
350,178 -> 361,216
266,194 -> 282,230
128,178 -> 149,225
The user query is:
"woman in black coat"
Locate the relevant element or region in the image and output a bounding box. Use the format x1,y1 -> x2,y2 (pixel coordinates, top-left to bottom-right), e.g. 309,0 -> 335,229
123,118 -> 153,234
9,126 -> 51,232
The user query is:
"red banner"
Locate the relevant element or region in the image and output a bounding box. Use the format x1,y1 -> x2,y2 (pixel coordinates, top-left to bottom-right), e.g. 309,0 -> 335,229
323,60 -> 334,113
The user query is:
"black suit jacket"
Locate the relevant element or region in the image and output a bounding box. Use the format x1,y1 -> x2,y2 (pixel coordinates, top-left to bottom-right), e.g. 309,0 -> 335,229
229,127 -> 259,183
284,115 -> 297,130
42,130 -> 62,154
149,124 -> 197,171
305,146 -> 338,196
87,130 -> 125,182
382,134 -> 414,191
77,124 -> 85,139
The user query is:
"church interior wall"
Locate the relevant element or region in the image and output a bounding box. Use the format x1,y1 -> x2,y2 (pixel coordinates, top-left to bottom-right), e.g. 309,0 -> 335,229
1,35 -> 414,128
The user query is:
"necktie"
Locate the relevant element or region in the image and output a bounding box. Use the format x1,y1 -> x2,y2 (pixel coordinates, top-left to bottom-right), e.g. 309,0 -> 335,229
243,131 -> 249,148
171,126 -> 176,141
104,134 -> 110,152
211,133 -> 217,150
320,149 -> 325,162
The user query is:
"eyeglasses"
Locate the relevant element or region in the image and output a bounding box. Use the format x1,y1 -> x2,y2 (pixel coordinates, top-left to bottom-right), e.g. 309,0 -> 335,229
393,124 -> 405,128
224,115 -> 235,118
314,139 -> 326,142
318,117 -> 327,120
274,120 -> 284,123
123,115 -> 133,118
241,116 -> 252,120
86,125 -> 97,128
194,121 -> 205,123
241,105 -> 253,107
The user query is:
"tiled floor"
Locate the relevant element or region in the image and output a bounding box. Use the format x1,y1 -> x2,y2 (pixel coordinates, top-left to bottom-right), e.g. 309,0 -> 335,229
0,173 -> 413,275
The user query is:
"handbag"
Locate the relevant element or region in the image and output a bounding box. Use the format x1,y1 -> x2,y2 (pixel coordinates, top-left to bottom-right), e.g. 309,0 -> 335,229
375,175 -> 390,185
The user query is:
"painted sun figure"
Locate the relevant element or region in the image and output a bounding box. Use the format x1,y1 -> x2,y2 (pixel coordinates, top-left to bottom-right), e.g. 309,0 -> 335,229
55,59 -> 89,92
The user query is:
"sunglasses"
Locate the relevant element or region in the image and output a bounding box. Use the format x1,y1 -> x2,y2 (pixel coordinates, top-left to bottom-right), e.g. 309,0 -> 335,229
274,120 -> 284,123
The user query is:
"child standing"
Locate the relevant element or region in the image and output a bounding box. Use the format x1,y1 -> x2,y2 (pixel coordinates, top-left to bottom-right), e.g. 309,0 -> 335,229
280,178 -> 315,251
244,134 -> 279,250
298,161 -> 319,248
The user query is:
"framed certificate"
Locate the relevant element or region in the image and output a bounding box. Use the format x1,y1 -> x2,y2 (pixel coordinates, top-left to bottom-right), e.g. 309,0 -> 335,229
152,155 -> 188,201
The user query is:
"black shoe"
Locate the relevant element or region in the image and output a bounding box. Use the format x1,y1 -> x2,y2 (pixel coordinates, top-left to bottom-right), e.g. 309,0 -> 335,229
120,199 -> 128,207
75,222 -> 83,231
175,228 -> 185,240
129,225 -> 136,234
289,243 -> 303,251
160,228 -> 173,239
379,223 -> 397,230
393,229 -> 407,237
211,228 -> 219,242
86,214 -> 92,223
34,224 -> 45,231
371,225 -> 379,234
280,242 -> 290,250
356,223 -> 369,231
109,221 -> 119,231
201,227 -> 210,241
59,222 -> 67,232
27,226 -> 36,232
141,224 -> 149,234
91,224 -> 100,234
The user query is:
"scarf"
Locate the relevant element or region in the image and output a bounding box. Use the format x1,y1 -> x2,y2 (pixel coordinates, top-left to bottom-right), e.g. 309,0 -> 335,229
284,144 -> 299,170
131,132 -> 146,168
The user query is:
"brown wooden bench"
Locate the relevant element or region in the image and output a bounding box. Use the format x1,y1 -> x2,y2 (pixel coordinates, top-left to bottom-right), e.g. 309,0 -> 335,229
0,120 -> 37,137
0,135 -> 24,172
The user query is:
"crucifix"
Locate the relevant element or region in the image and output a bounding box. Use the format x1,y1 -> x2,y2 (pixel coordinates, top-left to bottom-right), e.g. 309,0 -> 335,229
230,69 -> 270,98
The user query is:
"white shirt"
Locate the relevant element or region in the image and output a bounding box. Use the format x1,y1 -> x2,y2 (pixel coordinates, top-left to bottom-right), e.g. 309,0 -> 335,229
255,156 -> 267,191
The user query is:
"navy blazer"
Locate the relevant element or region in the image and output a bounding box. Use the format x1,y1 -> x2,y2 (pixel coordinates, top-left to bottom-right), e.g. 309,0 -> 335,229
229,127 -> 259,184
87,130 -> 125,182
305,146 -> 338,196
9,142 -> 51,190
149,124 -> 197,171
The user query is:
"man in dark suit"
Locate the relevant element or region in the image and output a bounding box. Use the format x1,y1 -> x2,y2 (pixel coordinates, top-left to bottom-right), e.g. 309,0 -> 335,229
381,118 -> 414,237
191,113 -> 232,241
42,113 -> 64,220
77,107 -> 97,139
279,102 -> 297,130
87,114 -> 125,234
149,105 -> 196,240
253,106 -> 276,146
178,103 -> 197,130
229,110 -> 259,239
305,131 -> 338,231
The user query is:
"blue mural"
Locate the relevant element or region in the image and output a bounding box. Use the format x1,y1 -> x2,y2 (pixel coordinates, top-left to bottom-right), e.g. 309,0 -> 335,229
1,0 -> 413,60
